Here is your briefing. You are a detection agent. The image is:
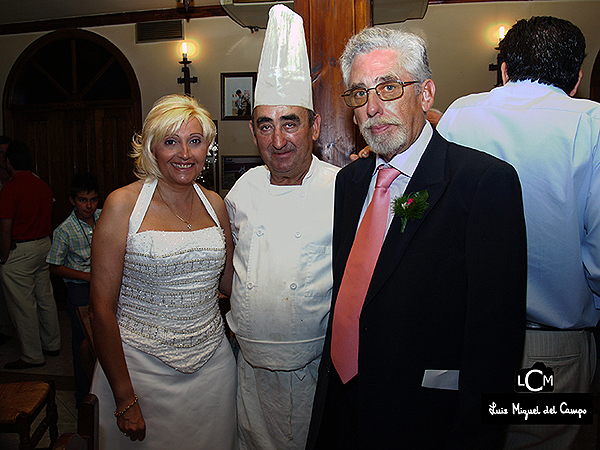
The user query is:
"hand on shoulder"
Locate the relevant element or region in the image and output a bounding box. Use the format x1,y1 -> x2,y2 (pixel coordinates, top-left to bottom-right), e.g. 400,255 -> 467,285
350,146 -> 373,161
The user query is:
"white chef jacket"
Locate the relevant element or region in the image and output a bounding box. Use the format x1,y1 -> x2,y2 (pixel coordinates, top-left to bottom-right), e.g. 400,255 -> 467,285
225,155 -> 338,371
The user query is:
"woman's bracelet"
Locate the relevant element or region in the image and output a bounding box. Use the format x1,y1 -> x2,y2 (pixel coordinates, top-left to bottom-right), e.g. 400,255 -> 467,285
114,395 -> 138,418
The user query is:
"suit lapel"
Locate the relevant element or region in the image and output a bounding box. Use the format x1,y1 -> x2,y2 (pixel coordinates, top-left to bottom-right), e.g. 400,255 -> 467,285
364,131 -> 450,307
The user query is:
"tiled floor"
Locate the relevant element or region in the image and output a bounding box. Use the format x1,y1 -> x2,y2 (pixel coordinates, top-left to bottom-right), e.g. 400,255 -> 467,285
0,308 -> 79,450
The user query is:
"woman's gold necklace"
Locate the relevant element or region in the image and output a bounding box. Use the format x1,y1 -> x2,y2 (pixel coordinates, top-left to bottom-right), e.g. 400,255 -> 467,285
157,187 -> 193,231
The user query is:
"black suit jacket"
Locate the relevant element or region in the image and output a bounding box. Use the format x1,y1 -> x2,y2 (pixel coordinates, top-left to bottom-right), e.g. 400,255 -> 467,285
307,130 -> 527,450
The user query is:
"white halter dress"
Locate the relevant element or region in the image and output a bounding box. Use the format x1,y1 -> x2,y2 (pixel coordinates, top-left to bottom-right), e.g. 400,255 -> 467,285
91,179 -> 238,450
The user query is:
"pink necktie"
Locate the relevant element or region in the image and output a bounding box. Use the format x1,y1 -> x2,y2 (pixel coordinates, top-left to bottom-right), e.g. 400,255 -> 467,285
331,167 -> 400,384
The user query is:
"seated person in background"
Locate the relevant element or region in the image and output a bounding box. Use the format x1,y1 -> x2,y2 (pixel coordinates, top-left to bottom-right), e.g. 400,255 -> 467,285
47,172 -> 101,407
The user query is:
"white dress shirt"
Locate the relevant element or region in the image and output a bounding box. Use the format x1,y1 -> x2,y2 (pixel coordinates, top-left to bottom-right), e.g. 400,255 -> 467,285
359,121 -> 433,236
438,80 -> 600,329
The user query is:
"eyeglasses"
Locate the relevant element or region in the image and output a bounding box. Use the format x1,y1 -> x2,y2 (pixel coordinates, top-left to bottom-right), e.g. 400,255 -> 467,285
342,80 -> 419,108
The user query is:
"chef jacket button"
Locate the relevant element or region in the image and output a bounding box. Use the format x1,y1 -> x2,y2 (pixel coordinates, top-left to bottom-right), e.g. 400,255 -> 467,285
294,232 -> 301,238
247,282 -> 254,289
299,191 -> 306,197
290,283 -> 297,290
256,230 -> 264,236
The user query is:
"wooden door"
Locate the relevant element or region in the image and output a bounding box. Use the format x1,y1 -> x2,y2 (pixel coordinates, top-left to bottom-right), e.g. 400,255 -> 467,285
9,106 -> 137,225
3,29 -> 141,227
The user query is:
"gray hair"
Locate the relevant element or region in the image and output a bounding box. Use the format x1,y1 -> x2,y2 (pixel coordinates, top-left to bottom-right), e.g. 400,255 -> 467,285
340,27 -> 432,88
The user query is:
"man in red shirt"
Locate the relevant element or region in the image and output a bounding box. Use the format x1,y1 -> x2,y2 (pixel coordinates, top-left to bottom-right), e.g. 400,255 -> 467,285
0,140 -> 60,369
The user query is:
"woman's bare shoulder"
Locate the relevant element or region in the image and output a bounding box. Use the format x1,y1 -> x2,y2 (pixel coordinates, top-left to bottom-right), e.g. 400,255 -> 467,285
104,180 -> 145,213
199,185 -> 225,211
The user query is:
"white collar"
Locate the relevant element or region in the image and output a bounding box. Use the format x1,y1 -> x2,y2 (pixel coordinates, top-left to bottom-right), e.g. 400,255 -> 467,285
374,121 -> 433,178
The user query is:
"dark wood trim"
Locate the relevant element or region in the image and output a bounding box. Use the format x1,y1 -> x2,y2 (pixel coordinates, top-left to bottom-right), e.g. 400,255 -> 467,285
0,6 -> 227,36
428,0 -> 528,4
0,1 -> 527,36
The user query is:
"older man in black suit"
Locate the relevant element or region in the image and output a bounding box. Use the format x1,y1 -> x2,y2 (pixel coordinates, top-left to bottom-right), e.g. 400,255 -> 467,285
307,27 -> 527,449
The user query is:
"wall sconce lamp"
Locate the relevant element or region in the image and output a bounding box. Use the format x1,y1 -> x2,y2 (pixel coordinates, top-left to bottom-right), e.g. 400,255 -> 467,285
176,0 -> 192,14
178,42 -> 198,95
488,26 -> 506,87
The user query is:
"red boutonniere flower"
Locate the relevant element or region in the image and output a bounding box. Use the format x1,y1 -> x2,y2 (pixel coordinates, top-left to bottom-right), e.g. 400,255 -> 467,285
393,189 -> 429,232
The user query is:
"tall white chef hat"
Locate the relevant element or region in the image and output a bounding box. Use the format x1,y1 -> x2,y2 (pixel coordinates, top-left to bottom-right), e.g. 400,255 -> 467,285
254,4 -> 313,110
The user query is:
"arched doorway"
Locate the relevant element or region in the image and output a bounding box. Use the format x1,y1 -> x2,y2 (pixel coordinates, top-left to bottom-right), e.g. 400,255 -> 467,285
3,28 -> 141,226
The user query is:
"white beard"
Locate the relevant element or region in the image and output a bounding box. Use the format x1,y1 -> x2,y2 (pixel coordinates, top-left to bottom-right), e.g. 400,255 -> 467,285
359,117 -> 408,157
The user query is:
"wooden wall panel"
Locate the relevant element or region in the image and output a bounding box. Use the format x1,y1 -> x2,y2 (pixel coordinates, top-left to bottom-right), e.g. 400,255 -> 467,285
9,106 -> 136,228
296,0 -> 371,167
10,110 -> 64,224
95,107 -> 137,199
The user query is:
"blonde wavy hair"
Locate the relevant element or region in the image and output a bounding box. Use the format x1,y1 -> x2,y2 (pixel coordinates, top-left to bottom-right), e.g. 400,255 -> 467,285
131,94 -> 217,181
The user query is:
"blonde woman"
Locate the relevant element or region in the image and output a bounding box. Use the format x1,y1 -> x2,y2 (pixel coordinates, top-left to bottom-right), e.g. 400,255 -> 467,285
90,94 -> 237,449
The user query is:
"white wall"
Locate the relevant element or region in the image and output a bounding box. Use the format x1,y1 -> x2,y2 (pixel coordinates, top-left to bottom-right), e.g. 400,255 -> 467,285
1,1 -> 599,161
399,0 -> 600,111
92,18 -> 266,159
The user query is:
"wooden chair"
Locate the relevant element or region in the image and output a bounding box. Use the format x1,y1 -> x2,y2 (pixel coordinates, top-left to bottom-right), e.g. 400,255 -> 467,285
51,306 -> 99,450
0,380 -> 58,450
77,305 -> 96,381
52,393 -> 99,450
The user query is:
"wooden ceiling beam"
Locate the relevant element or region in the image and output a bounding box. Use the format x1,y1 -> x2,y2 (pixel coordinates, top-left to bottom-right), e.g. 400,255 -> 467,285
0,0 -> 522,36
0,6 -> 227,36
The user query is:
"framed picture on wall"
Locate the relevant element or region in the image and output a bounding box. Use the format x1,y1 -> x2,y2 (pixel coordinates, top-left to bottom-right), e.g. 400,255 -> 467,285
221,72 -> 256,120
221,155 -> 264,191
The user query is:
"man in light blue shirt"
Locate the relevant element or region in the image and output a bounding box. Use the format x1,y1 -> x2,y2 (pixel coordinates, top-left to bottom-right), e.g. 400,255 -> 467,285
437,16 -> 600,450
